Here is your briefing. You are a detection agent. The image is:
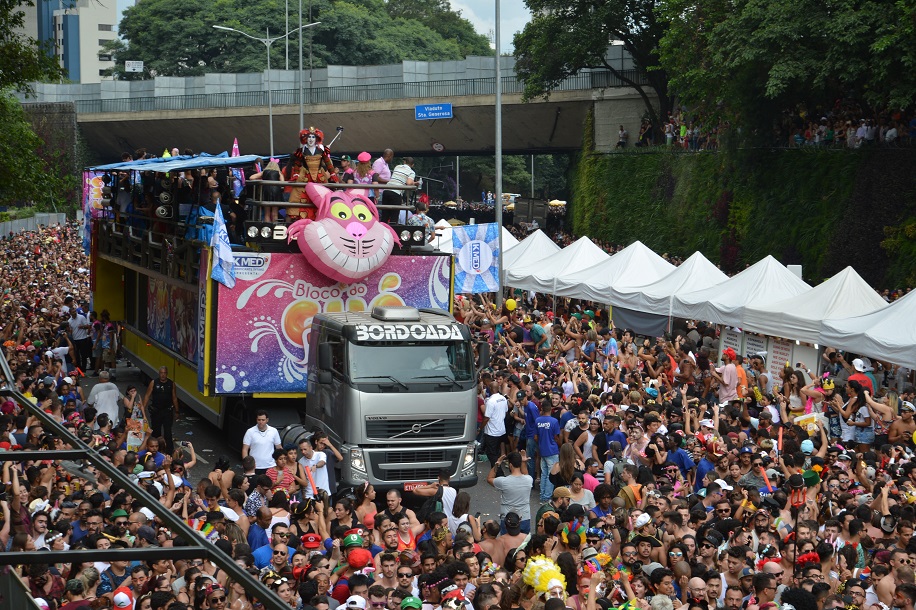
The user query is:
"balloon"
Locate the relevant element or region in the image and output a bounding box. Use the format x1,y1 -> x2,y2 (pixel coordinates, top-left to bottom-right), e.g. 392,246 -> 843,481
505,298 -> 516,311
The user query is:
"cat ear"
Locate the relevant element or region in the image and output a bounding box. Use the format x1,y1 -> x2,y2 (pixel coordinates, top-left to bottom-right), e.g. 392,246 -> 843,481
306,183 -> 332,214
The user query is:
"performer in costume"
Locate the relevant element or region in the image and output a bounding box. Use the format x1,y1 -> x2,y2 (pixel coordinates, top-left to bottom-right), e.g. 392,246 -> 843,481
289,127 -> 338,220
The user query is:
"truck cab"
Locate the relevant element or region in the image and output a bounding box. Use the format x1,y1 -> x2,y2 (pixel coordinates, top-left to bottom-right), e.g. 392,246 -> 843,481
306,306 -> 478,490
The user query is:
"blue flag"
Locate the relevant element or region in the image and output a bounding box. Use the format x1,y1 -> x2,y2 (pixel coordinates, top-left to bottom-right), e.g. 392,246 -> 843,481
452,222 -> 500,294
210,202 -> 236,288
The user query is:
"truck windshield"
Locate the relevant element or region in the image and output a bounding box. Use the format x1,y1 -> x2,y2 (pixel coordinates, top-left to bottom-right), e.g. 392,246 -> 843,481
347,341 -> 474,383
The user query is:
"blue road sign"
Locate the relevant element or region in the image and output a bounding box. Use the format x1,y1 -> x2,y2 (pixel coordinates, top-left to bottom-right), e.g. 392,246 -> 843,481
415,103 -> 453,120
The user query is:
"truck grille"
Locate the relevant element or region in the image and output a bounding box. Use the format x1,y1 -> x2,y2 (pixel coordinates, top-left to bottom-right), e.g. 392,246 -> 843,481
368,449 -> 462,482
366,417 -> 465,440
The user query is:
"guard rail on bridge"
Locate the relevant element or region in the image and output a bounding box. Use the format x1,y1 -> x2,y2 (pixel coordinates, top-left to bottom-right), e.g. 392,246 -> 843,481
72,70 -> 649,114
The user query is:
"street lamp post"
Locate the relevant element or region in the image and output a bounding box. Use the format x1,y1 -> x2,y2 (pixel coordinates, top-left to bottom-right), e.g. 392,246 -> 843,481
213,22 -> 320,157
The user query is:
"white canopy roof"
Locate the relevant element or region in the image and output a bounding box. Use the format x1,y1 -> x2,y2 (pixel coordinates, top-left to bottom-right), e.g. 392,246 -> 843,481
609,251 -> 729,316
670,255 -> 811,326
431,222 -> 520,254
742,266 -> 888,345
501,229 -> 562,274
505,236 -> 610,294
553,240 -> 675,301
820,289 -> 916,368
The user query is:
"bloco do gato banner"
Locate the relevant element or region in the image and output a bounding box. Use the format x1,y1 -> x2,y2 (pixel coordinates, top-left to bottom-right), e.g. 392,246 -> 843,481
213,252 -> 451,394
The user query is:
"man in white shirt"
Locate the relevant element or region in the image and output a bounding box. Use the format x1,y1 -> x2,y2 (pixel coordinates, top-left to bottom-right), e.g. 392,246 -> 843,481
242,410 -> 282,474
481,382 -> 508,465
298,436 -> 330,498
381,157 -> 415,223
87,370 -> 122,427
68,308 -> 92,371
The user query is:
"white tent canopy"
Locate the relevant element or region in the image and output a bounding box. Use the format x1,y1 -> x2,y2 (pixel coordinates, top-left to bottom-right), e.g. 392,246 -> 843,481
742,266 -> 888,345
553,240 -> 675,301
505,236 -> 610,294
432,221 -> 520,254
501,229 -> 560,272
820,289 -> 916,368
610,251 -> 729,316
671,255 -> 811,327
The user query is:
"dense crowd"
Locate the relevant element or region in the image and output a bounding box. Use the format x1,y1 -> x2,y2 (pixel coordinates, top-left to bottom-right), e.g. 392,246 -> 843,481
624,104 -> 916,150
4,215 -> 916,610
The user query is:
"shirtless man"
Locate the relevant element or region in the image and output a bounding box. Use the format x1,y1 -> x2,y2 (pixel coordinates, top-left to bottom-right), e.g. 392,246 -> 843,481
878,550 -> 912,606
889,401 -> 916,445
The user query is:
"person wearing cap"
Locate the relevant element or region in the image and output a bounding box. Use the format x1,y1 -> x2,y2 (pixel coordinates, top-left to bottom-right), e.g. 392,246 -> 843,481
887,398 -> 916,446
535,485 -> 572,524
337,155 -> 355,183
711,348 -> 739,403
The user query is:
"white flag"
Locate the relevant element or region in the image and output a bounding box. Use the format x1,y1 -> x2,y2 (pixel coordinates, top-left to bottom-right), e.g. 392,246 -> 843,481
210,202 -> 236,288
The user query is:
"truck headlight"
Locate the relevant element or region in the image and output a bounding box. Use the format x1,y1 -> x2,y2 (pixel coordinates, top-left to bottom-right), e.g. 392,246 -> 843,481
461,443 -> 476,475
350,448 -> 366,474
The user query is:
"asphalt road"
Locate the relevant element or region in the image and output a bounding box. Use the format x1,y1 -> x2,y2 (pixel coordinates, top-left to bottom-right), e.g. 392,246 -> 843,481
91,363 -> 537,521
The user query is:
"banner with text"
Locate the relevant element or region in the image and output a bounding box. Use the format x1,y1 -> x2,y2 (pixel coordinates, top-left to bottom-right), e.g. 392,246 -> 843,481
213,253 -> 452,394
452,222 -> 500,294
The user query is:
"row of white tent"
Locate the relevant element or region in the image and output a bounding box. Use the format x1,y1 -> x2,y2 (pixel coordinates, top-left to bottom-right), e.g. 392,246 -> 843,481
498,230 -> 916,368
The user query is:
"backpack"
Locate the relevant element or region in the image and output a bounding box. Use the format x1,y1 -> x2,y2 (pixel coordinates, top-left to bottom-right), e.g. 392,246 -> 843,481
416,483 -> 444,524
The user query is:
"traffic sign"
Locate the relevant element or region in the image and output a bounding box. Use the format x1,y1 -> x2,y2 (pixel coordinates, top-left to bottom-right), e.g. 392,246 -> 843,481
125,61 -> 144,73
415,103 -> 453,120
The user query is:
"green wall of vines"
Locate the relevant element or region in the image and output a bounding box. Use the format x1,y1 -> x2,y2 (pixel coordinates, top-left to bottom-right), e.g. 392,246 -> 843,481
571,110 -> 916,287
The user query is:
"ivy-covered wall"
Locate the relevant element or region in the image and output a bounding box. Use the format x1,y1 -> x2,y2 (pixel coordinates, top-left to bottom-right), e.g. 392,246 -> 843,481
571,110 -> 916,287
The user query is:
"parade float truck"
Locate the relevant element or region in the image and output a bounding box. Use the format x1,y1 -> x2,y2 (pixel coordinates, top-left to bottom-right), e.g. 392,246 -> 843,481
86,151 -> 479,491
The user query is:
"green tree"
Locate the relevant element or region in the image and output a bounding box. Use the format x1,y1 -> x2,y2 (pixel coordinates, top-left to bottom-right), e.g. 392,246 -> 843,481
0,92 -> 74,206
109,0 -> 488,77
513,0 -> 673,136
1,0 -> 64,92
657,0 -> 916,136
384,0 -> 491,57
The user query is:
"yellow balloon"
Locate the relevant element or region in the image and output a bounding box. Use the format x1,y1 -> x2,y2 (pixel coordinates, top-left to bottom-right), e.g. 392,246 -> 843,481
505,298 -> 517,311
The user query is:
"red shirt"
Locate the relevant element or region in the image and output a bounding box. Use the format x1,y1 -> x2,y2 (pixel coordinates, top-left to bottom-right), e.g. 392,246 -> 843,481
848,373 -> 874,394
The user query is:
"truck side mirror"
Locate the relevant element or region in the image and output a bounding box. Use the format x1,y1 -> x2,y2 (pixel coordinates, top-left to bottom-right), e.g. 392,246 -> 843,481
477,341 -> 490,372
317,343 -> 332,371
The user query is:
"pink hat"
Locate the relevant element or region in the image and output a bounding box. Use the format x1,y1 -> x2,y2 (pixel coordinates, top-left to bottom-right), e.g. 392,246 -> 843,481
357,152 -> 371,163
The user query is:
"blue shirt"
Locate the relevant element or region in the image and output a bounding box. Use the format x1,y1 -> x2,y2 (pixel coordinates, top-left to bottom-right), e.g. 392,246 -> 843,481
535,415 -> 560,457
608,429 -> 628,449
694,457 -> 716,493
247,523 -> 269,551
523,401 -> 540,439
669,447 -> 696,478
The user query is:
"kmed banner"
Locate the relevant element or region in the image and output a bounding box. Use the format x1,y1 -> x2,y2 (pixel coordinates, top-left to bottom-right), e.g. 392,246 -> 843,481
213,252 -> 451,394
452,222 -> 500,294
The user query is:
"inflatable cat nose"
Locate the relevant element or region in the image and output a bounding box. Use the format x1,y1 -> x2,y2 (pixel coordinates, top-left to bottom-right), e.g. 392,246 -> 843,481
346,222 -> 367,239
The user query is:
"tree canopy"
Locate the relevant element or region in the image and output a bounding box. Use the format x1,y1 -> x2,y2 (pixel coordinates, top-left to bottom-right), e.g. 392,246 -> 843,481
107,0 -> 490,78
1,0 -> 64,92
513,0 -> 674,134
657,0 -> 916,134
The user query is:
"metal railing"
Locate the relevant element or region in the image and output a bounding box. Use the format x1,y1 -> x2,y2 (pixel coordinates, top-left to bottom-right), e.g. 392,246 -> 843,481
0,356 -> 289,610
69,69 -> 649,114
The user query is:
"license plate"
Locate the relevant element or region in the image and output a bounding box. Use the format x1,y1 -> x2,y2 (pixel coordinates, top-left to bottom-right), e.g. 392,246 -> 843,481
403,482 -> 426,492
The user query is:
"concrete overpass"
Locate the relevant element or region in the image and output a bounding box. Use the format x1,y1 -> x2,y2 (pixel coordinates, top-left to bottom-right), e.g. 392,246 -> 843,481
75,75 -> 651,159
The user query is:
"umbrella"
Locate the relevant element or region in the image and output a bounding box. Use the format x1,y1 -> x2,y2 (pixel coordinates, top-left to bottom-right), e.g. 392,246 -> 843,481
447,218 -> 466,226
443,200 -> 457,207
548,199 -> 566,207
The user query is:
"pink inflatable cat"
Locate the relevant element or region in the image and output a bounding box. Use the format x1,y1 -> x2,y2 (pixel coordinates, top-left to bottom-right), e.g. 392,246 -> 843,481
287,183 -> 400,283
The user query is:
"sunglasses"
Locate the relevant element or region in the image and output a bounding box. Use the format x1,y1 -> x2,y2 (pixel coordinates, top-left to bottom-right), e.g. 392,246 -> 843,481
398,573 -> 413,578
275,532 -> 291,538
371,604 -> 387,608
700,543 -> 715,549
209,597 -> 227,603
115,521 -> 128,526
273,550 -> 288,556
669,551 -> 683,557
622,551 -> 638,556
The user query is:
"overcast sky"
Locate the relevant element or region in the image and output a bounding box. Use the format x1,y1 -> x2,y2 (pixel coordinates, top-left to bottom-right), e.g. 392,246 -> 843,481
451,0 -> 532,53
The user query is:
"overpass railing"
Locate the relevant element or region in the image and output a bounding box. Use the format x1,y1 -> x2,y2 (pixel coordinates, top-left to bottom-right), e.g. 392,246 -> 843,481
71,70 -> 649,114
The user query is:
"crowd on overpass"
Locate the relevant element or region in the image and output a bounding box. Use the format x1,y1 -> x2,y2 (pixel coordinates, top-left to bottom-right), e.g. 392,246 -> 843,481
5,211 -> 916,610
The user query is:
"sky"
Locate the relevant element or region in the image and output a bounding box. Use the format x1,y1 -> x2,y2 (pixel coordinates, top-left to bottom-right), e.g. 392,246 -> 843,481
450,0 -> 532,53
